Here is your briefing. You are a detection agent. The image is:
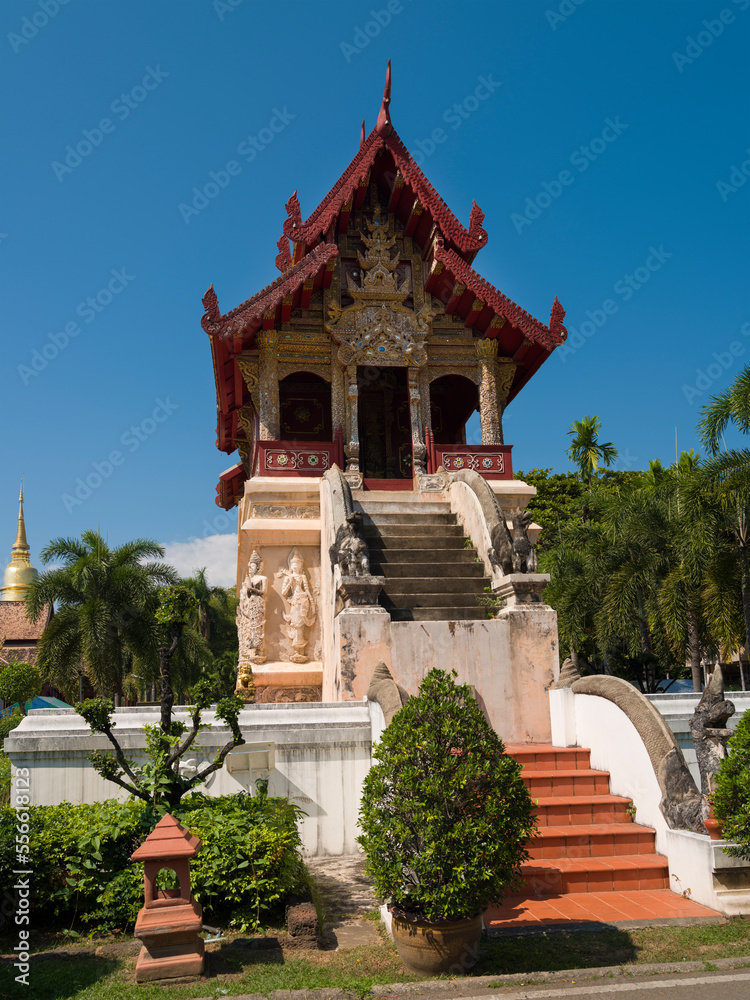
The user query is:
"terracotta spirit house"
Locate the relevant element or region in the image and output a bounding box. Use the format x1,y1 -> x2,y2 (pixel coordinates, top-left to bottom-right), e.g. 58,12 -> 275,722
131,814 -> 204,983
201,65 -> 566,740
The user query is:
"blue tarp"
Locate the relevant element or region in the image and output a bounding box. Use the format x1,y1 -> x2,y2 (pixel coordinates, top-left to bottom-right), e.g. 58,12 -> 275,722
0,695 -> 71,717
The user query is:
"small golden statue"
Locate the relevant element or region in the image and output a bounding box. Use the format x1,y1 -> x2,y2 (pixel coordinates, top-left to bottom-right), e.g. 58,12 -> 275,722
235,662 -> 256,702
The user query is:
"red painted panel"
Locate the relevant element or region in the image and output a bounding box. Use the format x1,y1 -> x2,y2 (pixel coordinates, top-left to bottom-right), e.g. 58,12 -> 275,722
435,444 -> 513,480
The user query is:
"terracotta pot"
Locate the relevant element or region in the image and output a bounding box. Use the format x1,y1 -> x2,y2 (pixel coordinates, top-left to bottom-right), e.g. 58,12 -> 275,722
390,908 -> 482,975
705,803 -> 724,841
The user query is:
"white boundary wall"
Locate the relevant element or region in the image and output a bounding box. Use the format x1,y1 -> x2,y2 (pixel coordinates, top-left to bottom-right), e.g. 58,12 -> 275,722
4,701 -> 377,857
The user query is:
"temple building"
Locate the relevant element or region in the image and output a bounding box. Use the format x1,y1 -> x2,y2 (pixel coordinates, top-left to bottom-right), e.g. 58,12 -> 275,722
0,485 -> 52,665
201,66 -> 566,739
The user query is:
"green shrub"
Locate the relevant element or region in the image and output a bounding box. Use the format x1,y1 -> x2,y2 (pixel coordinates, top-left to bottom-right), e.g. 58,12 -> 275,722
712,708 -> 750,860
0,792 -> 307,935
0,712 -> 23,806
357,668 -> 536,922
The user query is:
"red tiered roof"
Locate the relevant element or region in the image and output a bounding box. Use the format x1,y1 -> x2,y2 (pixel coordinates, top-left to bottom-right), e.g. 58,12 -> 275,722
202,63 -> 566,503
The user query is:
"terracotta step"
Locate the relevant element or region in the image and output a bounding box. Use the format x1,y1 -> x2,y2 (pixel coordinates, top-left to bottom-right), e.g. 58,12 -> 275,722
528,823 -> 656,860
534,793 -> 634,827
485,889 -> 723,929
521,853 -> 669,895
522,768 -> 611,797
505,744 -> 592,771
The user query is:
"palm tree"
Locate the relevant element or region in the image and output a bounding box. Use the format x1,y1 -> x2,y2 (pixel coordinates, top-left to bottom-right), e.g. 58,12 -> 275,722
181,568 -> 234,646
566,415 -> 619,487
698,366 -> 750,454
24,531 -> 175,702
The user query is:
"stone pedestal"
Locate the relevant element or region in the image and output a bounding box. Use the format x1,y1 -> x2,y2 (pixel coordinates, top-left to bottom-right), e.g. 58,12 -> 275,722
132,814 -> 204,983
492,573 -> 550,607
251,661 -> 323,703
338,574 -> 385,608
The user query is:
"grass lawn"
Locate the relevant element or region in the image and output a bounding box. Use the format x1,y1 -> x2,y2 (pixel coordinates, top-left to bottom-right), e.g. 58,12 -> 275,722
2,917 -> 750,1000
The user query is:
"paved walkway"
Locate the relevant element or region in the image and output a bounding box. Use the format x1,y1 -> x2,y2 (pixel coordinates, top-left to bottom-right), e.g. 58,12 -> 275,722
485,888 -> 722,931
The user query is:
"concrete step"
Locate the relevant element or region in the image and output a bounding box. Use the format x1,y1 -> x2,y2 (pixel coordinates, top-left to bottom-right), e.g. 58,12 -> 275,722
358,501 -> 452,515
364,512 -> 458,526
390,607 -> 490,622
367,535 -> 468,550
381,592 -> 488,609
522,768 -> 612,798
382,577 -> 490,595
527,823 -> 657,861
376,561 -> 487,579
363,523 -> 465,538
369,548 -> 480,565
521,854 -> 669,895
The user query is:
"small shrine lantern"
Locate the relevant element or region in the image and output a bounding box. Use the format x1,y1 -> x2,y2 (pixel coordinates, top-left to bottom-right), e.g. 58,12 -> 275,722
131,814 -> 204,982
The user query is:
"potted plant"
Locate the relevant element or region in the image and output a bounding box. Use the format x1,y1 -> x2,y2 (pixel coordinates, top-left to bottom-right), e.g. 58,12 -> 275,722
357,668 -> 536,974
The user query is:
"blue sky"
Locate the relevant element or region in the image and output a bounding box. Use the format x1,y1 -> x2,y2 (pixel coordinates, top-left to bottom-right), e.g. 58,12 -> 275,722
2,0 -> 748,585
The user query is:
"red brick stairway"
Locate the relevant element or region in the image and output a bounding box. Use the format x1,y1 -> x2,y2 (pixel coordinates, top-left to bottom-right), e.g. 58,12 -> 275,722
483,744 -> 721,929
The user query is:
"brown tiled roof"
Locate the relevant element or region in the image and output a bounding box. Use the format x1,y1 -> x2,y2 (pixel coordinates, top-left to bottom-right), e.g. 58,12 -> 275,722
0,602 -> 52,643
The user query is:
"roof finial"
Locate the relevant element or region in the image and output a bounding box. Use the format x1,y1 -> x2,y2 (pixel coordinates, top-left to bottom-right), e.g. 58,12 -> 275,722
13,479 -> 28,553
360,118 -> 366,149
376,59 -> 392,136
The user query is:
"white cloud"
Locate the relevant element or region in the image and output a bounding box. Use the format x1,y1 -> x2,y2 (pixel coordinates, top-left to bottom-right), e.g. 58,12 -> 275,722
161,534 -> 237,589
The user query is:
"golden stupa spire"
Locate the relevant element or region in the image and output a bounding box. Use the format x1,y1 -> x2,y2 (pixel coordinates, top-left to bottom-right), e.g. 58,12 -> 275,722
1,480 -> 38,602
13,481 -> 29,553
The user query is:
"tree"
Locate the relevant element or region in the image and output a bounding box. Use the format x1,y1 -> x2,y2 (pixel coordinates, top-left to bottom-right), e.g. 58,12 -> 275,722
76,680 -> 246,813
0,657 -> 42,715
698,365 -> 750,454
74,582 -> 242,813
24,531 -> 175,701
566,415 -> 619,487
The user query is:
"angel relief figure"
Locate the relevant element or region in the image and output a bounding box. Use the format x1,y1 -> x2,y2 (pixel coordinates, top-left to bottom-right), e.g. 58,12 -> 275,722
237,550 -> 268,666
280,548 -> 317,664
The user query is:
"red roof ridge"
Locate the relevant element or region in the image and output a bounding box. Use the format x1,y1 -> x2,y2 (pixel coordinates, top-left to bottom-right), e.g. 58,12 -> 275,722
433,238 -> 566,350
280,63 -> 487,260
202,241 -> 339,339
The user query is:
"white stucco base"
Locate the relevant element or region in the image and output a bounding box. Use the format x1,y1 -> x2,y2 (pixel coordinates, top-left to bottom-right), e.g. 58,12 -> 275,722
549,688 -> 669,853
4,701 -> 377,857
666,829 -> 750,915
331,604 -> 558,744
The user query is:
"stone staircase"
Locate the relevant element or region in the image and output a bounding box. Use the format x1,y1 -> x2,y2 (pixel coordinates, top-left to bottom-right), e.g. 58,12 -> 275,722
357,496 -> 491,622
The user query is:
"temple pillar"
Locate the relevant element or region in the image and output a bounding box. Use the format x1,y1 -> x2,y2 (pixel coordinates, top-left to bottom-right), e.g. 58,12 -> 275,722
418,365 -> 431,430
257,331 -> 280,440
331,355 -> 346,440
407,367 -> 427,475
344,364 -> 360,473
475,339 -> 503,446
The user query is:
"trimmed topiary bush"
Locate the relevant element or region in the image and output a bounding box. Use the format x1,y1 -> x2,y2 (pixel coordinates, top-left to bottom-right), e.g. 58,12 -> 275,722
357,668 -> 536,921
712,708 -> 750,859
